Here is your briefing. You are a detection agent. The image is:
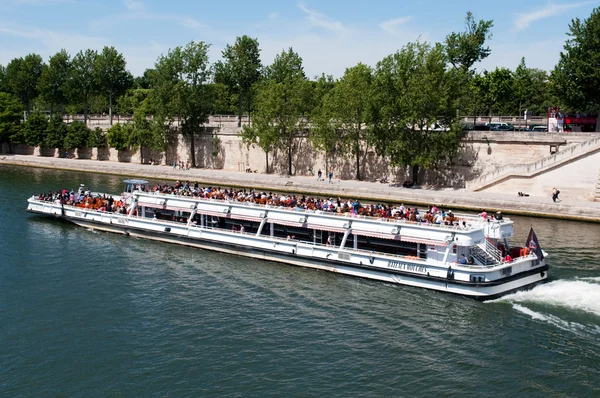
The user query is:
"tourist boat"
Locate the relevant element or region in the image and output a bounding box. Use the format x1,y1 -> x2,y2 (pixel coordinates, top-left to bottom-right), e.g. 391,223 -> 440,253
26,180 -> 549,300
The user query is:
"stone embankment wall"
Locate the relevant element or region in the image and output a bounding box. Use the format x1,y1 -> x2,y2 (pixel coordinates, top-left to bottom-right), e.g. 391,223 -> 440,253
2,114 -> 599,198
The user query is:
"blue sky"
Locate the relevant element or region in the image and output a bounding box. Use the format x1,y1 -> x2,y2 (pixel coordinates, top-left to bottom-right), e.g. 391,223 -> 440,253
0,0 -> 598,78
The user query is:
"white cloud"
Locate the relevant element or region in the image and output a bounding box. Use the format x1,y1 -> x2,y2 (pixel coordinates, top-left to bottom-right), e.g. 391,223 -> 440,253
88,11 -> 204,33
181,17 -> 203,28
0,23 -> 107,55
379,16 -> 413,36
268,12 -> 279,21
123,0 -> 144,12
514,1 -> 594,31
297,2 -> 346,33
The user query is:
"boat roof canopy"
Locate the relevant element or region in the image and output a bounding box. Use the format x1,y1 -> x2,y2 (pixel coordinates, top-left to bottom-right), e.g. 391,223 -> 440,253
124,179 -> 149,184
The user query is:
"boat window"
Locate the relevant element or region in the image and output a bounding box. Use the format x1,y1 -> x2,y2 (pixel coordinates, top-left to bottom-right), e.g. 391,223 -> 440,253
356,236 -> 418,257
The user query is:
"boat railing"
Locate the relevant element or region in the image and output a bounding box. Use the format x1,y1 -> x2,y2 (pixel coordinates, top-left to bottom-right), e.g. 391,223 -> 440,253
135,191 -> 476,232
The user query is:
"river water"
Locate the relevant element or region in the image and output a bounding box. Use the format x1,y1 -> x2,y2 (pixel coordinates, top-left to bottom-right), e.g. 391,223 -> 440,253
1,164 -> 600,397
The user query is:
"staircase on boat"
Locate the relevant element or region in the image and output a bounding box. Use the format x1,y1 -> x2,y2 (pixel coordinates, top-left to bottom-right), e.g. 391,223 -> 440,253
469,238 -> 502,266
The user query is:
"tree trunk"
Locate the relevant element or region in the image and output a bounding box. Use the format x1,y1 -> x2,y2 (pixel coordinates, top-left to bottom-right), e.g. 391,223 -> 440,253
237,91 -> 243,128
140,144 -> 144,164
355,124 -> 361,180
109,91 -> 113,126
265,151 -> 269,174
412,164 -> 420,185
190,132 -> 196,168
287,141 -> 292,176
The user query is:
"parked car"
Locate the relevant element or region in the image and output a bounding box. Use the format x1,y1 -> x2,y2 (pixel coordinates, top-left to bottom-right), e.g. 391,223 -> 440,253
489,123 -> 515,131
532,125 -> 548,132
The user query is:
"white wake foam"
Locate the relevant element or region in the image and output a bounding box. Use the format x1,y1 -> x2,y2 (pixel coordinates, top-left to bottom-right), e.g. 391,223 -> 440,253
498,280 -> 600,317
511,304 -> 598,335
577,277 -> 600,283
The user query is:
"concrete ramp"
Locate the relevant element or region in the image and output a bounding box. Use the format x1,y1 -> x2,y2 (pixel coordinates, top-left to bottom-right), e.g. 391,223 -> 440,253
467,136 -> 600,192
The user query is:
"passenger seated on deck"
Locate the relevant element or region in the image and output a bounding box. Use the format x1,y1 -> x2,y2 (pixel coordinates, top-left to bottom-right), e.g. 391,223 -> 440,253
458,254 -> 468,264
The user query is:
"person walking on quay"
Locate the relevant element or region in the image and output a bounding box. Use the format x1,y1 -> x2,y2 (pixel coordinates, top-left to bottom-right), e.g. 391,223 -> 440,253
552,187 -> 561,202
328,171 -> 333,184
317,169 -> 322,181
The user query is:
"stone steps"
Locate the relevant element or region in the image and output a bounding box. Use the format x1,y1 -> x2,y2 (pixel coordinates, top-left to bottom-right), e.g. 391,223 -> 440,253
595,169 -> 600,202
467,136 -> 600,191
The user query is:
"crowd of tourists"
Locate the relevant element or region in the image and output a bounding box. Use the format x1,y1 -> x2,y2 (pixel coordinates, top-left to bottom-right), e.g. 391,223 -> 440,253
35,180 -> 507,228
149,181 -> 472,227
37,188 -> 126,214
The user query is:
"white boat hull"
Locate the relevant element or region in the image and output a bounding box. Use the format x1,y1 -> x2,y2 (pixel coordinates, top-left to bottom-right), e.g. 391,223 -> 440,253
26,199 -> 548,301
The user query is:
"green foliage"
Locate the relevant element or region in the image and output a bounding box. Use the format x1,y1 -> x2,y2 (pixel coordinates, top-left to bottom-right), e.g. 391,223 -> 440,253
44,114 -> 67,148
151,41 -> 212,167
4,54 -> 44,111
116,88 -> 153,115
308,74 -> 336,163
327,63 -> 373,180
250,48 -> 312,175
478,67 -> 515,115
371,41 -> 461,184
68,49 -> 98,121
134,68 -> 155,89
445,12 -> 494,72
512,58 -> 550,115
64,121 -> 90,149
106,123 -> 129,151
87,127 -> 107,148
95,46 -> 133,124
551,7 -> 600,112
22,112 -> 48,147
0,65 -> 7,93
38,50 -> 71,114
0,92 -> 24,146
206,83 -> 236,114
127,112 -> 166,162
216,35 -> 262,125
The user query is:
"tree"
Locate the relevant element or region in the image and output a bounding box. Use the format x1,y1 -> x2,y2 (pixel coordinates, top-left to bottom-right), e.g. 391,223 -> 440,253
106,123 -> 129,150
38,50 -> 71,114
445,12 -> 494,115
4,54 -> 44,111
216,35 -> 262,126
151,41 -> 212,168
328,63 -> 372,180
512,58 -> 550,116
134,68 -> 155,89
44,114 -> 68,148
371,41 -> 461,185
0,65 -> 7,93
96,46 -> 133,125
308,74 -> 336,175
68,49 -> 98,124
249,48 -> 312,175
127,104 -> 166,163
551,7 -> 600,112
479,67 -> 515,115
116,88 -> 153,115
22,112 -> 48,147
64,121 -> 90,149
0,92 -> 23,151
87,127 -> 107,149
446,12 -> 494,72
241,117 -> 278,173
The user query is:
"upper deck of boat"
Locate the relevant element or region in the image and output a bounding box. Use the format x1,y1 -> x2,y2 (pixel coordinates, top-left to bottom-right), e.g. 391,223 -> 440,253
131,190 -> 514,244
